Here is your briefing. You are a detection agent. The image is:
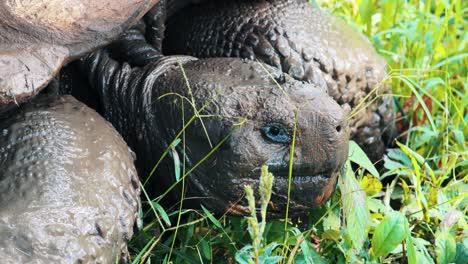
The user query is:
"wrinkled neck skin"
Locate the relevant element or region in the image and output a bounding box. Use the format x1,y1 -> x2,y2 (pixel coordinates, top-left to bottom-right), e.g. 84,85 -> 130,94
83,52 -> 349,217
84,52 -> 196,174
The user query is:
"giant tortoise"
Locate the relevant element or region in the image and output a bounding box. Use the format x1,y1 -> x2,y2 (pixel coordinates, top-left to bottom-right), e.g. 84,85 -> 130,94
74,0 -> 393,214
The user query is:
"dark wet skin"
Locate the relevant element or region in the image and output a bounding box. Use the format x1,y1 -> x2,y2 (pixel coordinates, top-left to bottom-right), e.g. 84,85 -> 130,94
163,0 -> 396,161
0,95 -> 141,263
0,0 -> 159,113
81,48 -> 349,216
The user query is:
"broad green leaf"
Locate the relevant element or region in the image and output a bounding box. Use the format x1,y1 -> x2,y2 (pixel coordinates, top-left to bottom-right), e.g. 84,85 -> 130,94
406,235 -> 417,264
435,230 -> 456,264
348,140 -> 380,178
367,198 -> 386,214
380,0 -> 398,31
200,238 -> 211,260
359,0 -> 374,21
371,211 -> 407,259
261,242 -> 282,264
263,242 -> 280,256
414,238 -> 435,264
299,240 -> 328,264
358,0 -> 374,35
452,129 -> 465,148
323,211 -> 341,230
294,256 -> 308,264
201,205 -> 222,229
322,229 -> 341,243
299,239 -> 314,264
152,202 -> 171,227
170,138 -> 181,181
385,148 -> 412,167
235,245 -> 253,264
262,256 -> 283,264
454,239 -> 468,264
339,161 -> 371,252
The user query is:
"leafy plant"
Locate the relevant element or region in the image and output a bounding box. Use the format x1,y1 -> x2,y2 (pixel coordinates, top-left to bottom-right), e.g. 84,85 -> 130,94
236,166 -> 282,264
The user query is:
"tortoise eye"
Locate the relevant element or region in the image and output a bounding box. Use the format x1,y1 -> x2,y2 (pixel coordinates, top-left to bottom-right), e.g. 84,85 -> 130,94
262,123 -> 290,143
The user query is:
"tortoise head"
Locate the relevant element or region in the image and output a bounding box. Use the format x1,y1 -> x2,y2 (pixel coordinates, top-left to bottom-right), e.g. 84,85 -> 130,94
149,57 -> 350,216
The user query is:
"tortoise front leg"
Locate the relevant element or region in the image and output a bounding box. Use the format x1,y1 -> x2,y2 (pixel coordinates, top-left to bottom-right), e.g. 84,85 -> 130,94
107,22 -> 162,67
144,0 -> 167,53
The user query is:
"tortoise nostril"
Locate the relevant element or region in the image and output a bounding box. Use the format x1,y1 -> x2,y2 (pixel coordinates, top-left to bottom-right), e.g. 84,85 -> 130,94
336,125 -> 342,133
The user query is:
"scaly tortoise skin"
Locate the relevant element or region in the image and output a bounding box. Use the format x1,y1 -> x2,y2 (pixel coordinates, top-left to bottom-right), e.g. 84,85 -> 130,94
0,95 -> 141,263
162,0 -> 395,161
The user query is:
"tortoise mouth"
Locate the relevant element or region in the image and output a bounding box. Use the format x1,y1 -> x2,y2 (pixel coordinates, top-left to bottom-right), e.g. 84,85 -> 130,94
181,164 -> 341,217
270,171 -> 338,189
264,169 -> 340,216
265,163 -> 336,183
265,163 -> 341,207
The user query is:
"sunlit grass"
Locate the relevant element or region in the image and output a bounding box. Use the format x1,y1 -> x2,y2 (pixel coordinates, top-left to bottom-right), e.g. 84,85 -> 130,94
129,0 -> 467,263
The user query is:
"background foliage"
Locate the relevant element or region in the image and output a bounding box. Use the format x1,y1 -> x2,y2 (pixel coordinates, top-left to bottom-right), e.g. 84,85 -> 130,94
130,0 -> 467,263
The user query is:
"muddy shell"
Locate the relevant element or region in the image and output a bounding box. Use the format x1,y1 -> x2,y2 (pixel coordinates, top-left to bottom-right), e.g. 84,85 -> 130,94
0,95 -> 141,263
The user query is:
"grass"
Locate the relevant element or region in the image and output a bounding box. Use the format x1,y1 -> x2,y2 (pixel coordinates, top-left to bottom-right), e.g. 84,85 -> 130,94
129,0 -> 467,263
